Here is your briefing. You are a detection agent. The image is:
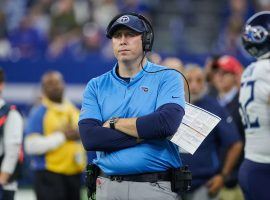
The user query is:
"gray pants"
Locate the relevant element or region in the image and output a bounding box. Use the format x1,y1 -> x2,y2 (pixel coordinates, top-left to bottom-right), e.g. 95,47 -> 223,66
96,176 -> 181,200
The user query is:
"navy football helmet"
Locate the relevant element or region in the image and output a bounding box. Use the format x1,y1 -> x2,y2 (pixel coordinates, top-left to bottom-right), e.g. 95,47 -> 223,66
242,11 -> 270,58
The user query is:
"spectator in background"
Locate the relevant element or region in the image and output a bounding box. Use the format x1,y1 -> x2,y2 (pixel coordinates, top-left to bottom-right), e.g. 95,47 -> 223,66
8,14 -> 48,60
0,12 -> 12,60
213,56 -> 244,135
27,1 -> 52,39
204,55 -> 221,98
25,71 -> 86,200
214,55 -> 243,108
73,0 -> 92,25
47,0 -> 80,59
0,68 -> 23,200
215,15 -> 245,58
93,0 -> 119,30
229,0 -> 248,17
65,22 -> 104,60
214,0 -> 251,61
212,55 -> 245,200
147,52 -> 162,64
254,0 -> 270,11
180,65 -> 243,200
162,57 -> 185,73
50,0 -> 79,37
0,0 -> 27,32
117,0 -> 152,18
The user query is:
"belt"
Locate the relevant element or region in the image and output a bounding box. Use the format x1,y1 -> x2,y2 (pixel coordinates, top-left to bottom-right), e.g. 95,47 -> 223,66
99,170 -> 171,182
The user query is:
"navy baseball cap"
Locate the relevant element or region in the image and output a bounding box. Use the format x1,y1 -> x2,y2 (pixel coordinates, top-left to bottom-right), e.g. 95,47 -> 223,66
106,14 -> 147,38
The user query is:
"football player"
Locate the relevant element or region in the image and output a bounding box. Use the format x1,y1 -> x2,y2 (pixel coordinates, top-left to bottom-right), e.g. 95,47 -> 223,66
238,11 -> 270,200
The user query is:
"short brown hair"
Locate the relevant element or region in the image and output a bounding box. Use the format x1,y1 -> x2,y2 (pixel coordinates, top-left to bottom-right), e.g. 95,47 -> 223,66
0,68 -> 4,83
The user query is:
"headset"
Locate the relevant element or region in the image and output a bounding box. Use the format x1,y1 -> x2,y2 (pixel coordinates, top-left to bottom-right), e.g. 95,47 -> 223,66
106,12 -> 190,102
106,12 -> 154,52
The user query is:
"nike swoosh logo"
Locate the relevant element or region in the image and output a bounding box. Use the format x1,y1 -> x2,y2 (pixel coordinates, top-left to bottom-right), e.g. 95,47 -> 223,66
172,96 -> 180,98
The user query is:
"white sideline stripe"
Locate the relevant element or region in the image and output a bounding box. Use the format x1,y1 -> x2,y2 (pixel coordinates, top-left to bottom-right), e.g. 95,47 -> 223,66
3,84 -> 85,104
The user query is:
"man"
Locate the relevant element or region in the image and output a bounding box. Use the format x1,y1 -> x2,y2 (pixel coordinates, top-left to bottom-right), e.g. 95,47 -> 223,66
180,66 -> 243,200
162,57 -> 185,73
204,55 -> 221,98
213,55 -> 243,102
212,55 -> 245,200
0,68 -> 23,200
238,11 -> 270,200
79,13 -> 186,200
25,71 -> 86,200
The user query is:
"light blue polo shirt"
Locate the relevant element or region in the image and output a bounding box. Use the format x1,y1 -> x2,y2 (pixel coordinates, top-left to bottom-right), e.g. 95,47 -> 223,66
79,61 -> 185,175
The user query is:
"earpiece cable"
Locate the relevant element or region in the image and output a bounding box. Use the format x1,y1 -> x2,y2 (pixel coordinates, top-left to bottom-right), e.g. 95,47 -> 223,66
140,52 -> 191,103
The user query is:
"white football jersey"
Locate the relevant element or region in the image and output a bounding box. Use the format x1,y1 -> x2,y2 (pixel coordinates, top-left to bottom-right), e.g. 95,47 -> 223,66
239,59 -> 270,163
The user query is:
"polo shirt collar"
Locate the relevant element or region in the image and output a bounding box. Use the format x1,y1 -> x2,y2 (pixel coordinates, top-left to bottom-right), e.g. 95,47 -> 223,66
111,61 -> 150,86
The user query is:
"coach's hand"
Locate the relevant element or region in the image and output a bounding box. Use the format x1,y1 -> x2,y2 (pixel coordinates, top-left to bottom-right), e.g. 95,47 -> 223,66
206,174 -> 224,196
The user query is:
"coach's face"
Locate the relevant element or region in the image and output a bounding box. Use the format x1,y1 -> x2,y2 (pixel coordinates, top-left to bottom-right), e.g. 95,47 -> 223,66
112,27 -> 143,63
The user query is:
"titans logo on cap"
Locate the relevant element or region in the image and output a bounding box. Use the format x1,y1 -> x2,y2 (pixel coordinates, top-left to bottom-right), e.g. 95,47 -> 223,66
106,14 -> 146,39
117,15 -> 130,24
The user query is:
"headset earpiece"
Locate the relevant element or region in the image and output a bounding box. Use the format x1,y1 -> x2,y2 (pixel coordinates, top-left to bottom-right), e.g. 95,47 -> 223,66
140,17 -> 153,52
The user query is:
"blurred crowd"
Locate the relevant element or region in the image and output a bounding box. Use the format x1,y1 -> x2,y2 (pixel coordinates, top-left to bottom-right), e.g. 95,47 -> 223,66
0,0 -> 153,61
0,0 -> 269,63
214,0 -> 270,62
